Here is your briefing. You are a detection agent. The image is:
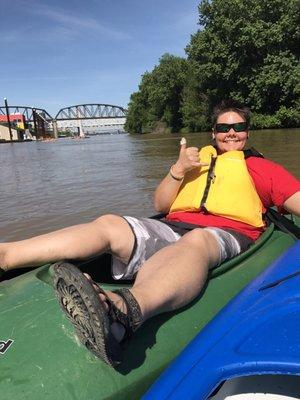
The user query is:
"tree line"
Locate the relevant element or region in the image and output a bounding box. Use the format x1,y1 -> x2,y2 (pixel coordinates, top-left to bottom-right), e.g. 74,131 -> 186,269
125,0 -> 300,134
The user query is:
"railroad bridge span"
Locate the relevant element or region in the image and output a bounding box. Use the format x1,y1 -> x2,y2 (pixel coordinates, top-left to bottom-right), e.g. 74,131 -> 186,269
0,103 -> 127,138
54,104 -> 127,135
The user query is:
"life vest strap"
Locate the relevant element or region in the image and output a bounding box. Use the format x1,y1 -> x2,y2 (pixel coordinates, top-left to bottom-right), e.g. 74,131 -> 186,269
243,147 -> 264,159
200,156 -> 217,212
265,208 -> 300,239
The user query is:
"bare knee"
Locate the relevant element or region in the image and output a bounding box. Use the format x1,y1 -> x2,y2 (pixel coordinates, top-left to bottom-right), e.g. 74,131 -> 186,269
92,214 -> 134,260
93,214 -> 124,230
178,229 -> 219,264
179,228 -> 212,247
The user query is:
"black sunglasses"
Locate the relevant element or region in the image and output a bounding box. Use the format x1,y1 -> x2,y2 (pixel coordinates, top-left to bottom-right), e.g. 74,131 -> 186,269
215,122 -> 248,133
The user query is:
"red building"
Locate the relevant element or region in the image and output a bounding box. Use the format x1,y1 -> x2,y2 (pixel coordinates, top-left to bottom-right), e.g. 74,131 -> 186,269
0,113 -> 26,129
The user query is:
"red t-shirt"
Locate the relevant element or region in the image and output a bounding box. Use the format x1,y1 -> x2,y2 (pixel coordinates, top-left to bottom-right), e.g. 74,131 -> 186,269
166,157 -> 300,241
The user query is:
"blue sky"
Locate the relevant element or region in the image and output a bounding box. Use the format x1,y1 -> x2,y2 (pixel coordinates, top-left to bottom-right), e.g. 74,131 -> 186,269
1,0 -> 200,117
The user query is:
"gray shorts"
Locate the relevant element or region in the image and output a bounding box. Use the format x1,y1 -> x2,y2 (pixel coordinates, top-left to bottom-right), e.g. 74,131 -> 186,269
111,216 -> 250,280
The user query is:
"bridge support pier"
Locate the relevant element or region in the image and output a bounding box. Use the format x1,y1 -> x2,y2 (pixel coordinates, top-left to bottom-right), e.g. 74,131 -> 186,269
52,120 -> 58,139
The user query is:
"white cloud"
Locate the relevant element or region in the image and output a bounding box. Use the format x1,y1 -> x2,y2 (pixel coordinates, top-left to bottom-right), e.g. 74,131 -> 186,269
28,2 -> 132,41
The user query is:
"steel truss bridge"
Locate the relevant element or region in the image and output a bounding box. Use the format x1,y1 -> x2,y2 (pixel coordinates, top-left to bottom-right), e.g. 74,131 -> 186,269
0,103 -> 127,137
54,104 -> 127,135
55,104 -> 126,120
0,105 -> 52,122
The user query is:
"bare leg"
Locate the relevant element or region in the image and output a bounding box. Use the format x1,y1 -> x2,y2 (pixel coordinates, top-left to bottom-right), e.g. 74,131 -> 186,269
103,229 -> 220,339
0,215 -> 134,272
130,229 -> 220,319
2,220 -> 220,345
52,227 -> 221,367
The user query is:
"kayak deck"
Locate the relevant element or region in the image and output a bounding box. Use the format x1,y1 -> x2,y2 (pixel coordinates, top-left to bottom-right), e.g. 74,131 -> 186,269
0,225 -> 297,400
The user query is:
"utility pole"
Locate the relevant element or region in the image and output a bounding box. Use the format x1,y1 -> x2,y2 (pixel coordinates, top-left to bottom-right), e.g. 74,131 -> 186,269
32,108 -> 38,138
4,98 -> 13,141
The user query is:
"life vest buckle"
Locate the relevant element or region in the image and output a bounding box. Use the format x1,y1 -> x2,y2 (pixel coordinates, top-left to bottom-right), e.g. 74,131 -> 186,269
200,204 -> 209,214
209,172 -> 216,183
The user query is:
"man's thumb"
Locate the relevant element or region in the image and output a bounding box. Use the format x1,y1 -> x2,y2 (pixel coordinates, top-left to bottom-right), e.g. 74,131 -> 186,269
180,137 -> 187,149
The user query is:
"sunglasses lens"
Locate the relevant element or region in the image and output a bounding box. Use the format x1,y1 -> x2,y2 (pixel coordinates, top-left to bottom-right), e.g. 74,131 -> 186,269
215,124 -> 230,133
234,122 -> 247,132
215,122 -> 248,133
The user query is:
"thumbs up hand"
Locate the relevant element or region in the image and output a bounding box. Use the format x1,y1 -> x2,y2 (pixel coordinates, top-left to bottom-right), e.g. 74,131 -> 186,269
172,138 -> 208,177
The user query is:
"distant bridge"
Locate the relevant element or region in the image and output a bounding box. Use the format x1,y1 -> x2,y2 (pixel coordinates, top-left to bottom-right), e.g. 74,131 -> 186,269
54,104 -> 127,135
55,104 -> 126,120
0,103 -> 127,137
0,105 -> 52,122
0,105 -> 54,138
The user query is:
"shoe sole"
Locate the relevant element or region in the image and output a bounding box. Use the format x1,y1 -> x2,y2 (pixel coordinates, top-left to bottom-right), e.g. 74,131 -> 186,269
52,261 -> 122,367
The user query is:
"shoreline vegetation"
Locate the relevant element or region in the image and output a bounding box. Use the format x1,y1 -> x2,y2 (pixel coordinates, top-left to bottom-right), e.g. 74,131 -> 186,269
125,0 -> 300,134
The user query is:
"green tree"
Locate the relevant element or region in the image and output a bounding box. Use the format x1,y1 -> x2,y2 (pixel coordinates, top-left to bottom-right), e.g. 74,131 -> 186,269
186,0 -> 300,121
124,91 -> 148,134
125,54 -> 188,133
180,62 -> 210,132
126,0 -> 299,133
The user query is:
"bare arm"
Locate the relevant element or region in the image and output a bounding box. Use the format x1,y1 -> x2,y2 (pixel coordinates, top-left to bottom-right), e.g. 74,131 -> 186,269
283,191 -> 300,216
153,167 -> 186,213
154,138 -> 207,213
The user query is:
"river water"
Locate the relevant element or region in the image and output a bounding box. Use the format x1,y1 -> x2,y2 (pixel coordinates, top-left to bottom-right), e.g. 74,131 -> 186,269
1,129 -> 300,242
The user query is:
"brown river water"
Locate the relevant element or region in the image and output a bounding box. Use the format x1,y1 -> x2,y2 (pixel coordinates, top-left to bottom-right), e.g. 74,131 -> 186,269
1,129 -> 300,242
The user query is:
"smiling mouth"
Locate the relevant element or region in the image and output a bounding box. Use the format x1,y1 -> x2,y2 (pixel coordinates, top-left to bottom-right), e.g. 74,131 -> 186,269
224,139 -> 240,142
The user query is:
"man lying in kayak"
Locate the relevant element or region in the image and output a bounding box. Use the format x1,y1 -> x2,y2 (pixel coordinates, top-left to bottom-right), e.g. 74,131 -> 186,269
1,101 -> 300,368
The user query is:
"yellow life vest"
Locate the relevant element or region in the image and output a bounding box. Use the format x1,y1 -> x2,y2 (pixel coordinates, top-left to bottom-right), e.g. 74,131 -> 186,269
169,145 -> 264,227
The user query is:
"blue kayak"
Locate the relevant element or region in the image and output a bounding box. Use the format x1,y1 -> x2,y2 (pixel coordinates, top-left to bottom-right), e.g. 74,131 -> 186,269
143,240 -> 300,399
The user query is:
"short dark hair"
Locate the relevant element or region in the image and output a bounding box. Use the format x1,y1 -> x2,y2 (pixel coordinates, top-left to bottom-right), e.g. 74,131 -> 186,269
212,100 -> 251,128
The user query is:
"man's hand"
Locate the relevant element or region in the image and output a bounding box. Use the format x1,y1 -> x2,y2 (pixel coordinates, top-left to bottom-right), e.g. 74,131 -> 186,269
172,138 -> 208,177
154,138 -> 209,212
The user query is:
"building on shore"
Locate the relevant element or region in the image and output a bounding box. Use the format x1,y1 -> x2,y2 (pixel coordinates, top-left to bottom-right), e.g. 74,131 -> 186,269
0,113 -> 26,129
0,125 -> 36,141
0,124 -> 19,141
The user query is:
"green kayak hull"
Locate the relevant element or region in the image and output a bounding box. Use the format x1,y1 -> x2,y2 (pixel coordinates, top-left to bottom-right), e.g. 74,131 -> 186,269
0,223 -> 298,399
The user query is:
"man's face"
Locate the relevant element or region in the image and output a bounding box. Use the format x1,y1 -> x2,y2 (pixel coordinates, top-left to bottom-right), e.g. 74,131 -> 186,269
214,111 -> 248,154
